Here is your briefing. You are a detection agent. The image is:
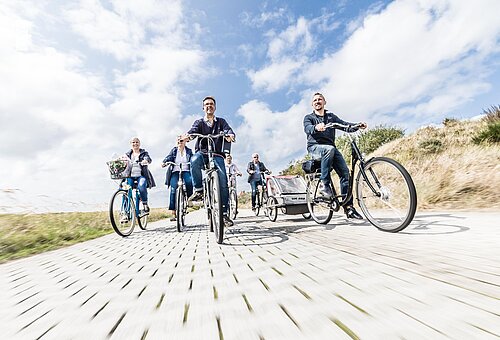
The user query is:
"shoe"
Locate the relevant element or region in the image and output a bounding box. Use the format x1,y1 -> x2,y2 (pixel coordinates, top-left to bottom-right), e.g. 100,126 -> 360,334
170,217 -> 176,221
320,181 -> 333,198
223,214 -> 234,227
345,206 -> 363,220
188,189 -> 203,202
143,204 -> 150,213
120,214 -> 129,223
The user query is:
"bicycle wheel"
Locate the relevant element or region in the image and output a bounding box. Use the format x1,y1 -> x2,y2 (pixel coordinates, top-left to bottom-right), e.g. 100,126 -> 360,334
262,191 -> 269,217
229,189 -> 238,220
109,190 -> 136,237
210,172 -> 224,244
137,193 -> 148,230
176,187 -> 186,232
254,190 -> 260,216
306,177 -> 333,224
266,196 -> 278,222
356,157 -> 417,232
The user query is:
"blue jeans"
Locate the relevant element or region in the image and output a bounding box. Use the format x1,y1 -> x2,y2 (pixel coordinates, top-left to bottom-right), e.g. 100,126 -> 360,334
190,152 -> 229,213
249,179 -> 263,208
307,144 -> 352,206
168,171 -> 193,210
127,176 -> 148,203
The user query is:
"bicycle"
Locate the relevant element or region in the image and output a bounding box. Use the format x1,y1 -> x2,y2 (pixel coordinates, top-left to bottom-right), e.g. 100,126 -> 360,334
227,173 -> 239,220
252,171 -> 271,216
164,161 -> 190,232
304,123 -> 417,232
109,177 -> 149,237
188,131 -> 232,244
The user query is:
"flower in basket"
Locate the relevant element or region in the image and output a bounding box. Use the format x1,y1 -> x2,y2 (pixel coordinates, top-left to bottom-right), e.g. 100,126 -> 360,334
107,155 -> 132,178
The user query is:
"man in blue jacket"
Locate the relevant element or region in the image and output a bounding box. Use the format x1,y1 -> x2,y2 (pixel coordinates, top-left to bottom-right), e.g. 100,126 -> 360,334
181,96 -> 235,226
303,92 -> 367,220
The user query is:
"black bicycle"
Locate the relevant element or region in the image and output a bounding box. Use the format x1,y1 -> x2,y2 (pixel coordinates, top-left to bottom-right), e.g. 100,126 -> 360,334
164,161 -> 190,232
304,123 -> 417,232
253,171 -> 271,216
189,132 -> 231,244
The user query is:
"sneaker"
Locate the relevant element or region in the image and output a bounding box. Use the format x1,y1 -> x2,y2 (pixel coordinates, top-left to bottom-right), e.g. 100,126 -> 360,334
319,181 -> 333,198
188,189 -> 203,202
170,217 -> 176,221
143,203 -> 150,213
120,214 -> 129,223
223,214 -> 234,227
345,206 -> 363,220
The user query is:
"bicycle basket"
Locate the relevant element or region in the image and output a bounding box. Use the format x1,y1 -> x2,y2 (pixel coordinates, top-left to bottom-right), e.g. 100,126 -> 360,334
301,159 -> 320,174
107,158 -> 132,179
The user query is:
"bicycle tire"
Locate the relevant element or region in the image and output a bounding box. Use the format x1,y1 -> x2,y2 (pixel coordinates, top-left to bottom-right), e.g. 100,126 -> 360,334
266,196 -> 278,222
137,191 -> 148,230
229,189 -> 238,220
254,190 -> 260,216
306,177 -> 333,224
210,172 -> 224,244
176,187 -> 186,232
109,190 -> 136,237
262,191 -> 269,217
138,211 -> 148,230
356,157 -> 417,232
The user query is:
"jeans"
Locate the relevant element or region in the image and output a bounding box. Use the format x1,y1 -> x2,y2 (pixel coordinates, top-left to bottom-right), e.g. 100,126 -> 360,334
168,171 -> 193,210
127,176 -> 148,203
307,144 -> 352,206
190,152 -> 229,213
249,179 -> 263,208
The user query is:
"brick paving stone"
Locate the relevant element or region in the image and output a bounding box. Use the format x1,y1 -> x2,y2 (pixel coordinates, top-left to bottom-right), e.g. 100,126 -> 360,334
1,209 -> 499,339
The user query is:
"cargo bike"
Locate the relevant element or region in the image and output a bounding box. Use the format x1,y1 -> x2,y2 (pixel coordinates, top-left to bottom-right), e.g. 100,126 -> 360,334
264,175 -> 312,222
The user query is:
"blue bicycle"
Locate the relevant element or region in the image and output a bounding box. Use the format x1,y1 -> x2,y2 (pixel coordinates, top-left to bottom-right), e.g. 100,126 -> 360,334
105,155 -> 149,238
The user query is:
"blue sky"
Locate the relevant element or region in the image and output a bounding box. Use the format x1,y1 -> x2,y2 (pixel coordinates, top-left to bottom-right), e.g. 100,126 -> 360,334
1,0 -> 499,212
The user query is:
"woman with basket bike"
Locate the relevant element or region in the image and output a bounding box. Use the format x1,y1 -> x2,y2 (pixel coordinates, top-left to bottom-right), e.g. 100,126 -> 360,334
180,96 -> 236,242
107,137 -> 155,236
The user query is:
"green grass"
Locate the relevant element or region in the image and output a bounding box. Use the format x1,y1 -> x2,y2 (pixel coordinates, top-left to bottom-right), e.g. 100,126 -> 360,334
0,208 -> 170,263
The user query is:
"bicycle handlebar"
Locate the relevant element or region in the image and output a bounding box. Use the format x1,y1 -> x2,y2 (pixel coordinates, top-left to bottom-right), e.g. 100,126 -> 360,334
162,161 -> 190,168
188,131 -> 234,140
324,122 -> 362,132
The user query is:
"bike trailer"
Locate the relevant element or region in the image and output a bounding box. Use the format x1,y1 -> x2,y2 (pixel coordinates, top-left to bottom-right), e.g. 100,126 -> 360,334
266,175 -> 308,215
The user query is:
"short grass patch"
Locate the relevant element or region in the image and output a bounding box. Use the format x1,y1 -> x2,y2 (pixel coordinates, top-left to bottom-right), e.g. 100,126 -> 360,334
0,208 -> 170,263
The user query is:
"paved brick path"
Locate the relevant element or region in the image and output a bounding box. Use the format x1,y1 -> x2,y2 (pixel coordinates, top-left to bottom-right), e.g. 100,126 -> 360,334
0,209 -> 498,339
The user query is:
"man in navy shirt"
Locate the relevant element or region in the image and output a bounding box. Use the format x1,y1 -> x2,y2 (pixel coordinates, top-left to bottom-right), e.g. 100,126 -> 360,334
303,92 -> 367,220
182,96 -> 235,226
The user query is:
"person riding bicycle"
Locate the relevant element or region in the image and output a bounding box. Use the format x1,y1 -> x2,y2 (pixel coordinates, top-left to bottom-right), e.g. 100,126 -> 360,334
161,137 -> 194,221
225,154 -> 242,188
124,137 -> 156,215
181,96 -> 236,227
303,92 -> 367,220
246,153 -> 271,211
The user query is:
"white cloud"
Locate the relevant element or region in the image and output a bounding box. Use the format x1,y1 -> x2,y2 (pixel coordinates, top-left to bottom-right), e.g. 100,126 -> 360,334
0,0 -> 208,212
247,17 -> 314,92
233,99 -> 309,174
305,0 -> 500,124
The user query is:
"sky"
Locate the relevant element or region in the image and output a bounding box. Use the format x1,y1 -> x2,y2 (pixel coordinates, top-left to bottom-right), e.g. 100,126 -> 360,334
1,0 -> 499,213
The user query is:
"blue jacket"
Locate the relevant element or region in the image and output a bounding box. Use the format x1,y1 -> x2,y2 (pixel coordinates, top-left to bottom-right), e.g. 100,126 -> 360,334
303,110 -> 356,149
162,146 -> 193,187
187,117 -> 235,156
